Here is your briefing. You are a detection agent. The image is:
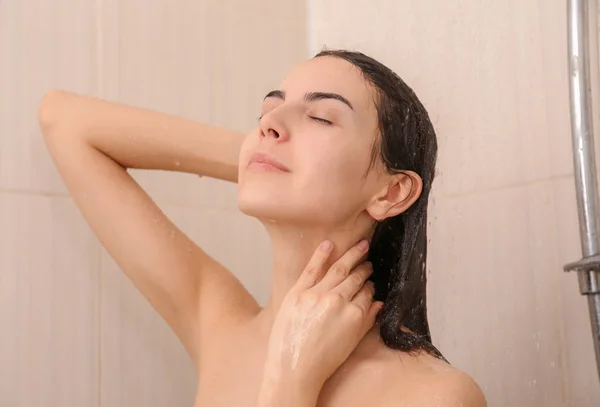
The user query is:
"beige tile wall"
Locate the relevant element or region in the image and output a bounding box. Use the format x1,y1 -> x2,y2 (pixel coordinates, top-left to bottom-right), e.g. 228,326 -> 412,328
4,0 -> 600,406
0,0 -> 305,406
0,193 -> 100,406
309,0 -> 600,405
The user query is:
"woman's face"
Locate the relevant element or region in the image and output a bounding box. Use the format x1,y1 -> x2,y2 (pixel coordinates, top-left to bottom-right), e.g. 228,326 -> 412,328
238,56 -> 386,227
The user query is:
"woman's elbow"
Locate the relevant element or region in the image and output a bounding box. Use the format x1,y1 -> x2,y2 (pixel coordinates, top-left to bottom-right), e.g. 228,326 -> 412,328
37,89 -> 71,136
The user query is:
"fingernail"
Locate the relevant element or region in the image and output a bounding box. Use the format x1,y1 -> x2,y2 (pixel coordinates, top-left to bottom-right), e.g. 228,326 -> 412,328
320,240 -> 332,251
357,240 -> 369,252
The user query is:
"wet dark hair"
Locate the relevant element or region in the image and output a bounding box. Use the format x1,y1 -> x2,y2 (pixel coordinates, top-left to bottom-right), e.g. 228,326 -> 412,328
314,49 -> 445,361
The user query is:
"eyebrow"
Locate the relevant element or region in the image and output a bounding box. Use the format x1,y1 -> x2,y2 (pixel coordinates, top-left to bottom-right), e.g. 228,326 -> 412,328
263,90 -> 354,111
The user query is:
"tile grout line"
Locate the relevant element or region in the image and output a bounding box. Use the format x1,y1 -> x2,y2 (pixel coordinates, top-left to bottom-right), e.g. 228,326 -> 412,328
432,173 -> 576,202
0,188 -> 70,197
94,0 -> 104,404
0,173 -> 577,206
0,188 -> 243,212
306,0 -> 317,58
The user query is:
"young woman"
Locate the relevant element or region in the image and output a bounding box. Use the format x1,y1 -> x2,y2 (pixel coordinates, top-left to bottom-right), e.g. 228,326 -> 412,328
38,49 -> 486,407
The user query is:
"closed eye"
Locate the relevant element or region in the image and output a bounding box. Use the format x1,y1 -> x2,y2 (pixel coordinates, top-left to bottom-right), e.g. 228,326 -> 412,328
256,114 -> 333,125
310,116 -> 333,125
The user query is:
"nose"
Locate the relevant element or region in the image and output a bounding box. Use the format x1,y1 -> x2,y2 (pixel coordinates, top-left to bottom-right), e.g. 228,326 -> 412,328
259,109 -> 290,142
262,127 -> 281,139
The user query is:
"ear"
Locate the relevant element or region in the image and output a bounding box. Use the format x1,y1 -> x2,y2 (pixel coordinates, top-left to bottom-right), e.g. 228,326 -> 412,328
366,171 -> 423,221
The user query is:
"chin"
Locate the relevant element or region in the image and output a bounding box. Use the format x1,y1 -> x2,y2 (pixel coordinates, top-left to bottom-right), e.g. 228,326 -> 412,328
238,192 -> 292,222
238,194 -> 343,230
237,175 -> 345,226
237,190 -> 314,226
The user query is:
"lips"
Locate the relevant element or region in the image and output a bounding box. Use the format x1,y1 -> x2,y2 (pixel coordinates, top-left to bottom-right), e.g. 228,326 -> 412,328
248,152 -> 290,172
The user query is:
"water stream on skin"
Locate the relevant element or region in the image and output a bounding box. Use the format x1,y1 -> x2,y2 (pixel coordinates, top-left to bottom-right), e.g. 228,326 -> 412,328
286,305 -> 328,370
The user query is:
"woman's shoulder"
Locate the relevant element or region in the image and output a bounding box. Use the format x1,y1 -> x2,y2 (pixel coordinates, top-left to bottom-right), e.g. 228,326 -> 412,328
380,351 -> 487,407
320,343 -> 486,407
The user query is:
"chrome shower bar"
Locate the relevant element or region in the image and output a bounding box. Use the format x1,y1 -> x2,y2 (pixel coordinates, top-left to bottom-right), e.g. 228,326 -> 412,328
564,0 -> 600,380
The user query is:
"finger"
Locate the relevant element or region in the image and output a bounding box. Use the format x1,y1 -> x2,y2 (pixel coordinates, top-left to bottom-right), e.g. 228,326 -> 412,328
350,280 -> 376,315
295,240 -> 334,290
331,262 -> 373,300
315,239 -> 369,291
365,301 -> 385,330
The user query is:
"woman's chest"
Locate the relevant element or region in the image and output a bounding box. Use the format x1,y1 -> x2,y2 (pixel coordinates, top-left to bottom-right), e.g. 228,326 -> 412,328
194,338 -> 267,407
193,345 -> 384,407
191,321 -> 391,407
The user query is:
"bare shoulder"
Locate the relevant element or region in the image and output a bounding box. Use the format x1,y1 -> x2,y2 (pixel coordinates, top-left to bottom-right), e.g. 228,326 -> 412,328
403,365 -> 486,407
380,353 -> 487,407
322,340 -> 486,407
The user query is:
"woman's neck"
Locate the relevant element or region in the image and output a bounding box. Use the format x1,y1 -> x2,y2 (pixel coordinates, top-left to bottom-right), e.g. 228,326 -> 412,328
258,218 -> 373,327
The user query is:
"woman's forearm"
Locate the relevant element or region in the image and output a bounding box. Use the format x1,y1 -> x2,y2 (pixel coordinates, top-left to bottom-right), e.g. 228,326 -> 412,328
38,89 -> 245,182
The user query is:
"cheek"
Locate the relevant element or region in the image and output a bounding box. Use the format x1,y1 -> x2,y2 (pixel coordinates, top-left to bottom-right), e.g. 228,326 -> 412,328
309,143 -> 369,182
299,145 -> 370,202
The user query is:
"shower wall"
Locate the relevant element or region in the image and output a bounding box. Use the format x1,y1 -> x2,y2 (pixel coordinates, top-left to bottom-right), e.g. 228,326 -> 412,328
0,1 -> 305,406
1,0 -> 599,406
308,0 -> 600,405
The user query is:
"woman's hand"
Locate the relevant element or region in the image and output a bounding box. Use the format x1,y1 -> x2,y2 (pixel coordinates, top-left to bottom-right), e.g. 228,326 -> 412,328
261,239 -> 384,394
